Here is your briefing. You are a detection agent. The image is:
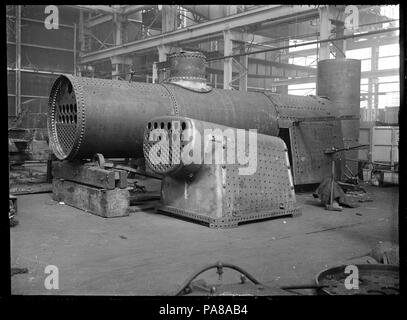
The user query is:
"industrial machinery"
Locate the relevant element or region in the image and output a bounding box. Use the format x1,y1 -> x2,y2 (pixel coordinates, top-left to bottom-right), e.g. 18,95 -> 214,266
143,116 -> 299,228
47,51 -> 353,186
314,144 -> 369,211
47,51 -> 360,218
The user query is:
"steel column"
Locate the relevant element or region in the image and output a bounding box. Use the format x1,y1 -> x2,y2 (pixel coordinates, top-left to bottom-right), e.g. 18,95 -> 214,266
157,45 -> 171,82
15,5 -> 21,117
73,23 -> 77,75
371,45 -> 380,122
318,6 -> 331,60
239,54 -> 248,92
162,5 -> 177,33
223,30 -> 233,90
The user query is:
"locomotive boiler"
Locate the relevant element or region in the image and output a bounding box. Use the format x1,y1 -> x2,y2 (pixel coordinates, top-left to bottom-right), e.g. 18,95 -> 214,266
48,51 -> 359,185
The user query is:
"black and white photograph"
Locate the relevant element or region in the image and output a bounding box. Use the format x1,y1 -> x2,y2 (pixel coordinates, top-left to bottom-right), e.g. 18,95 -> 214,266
5,3 -> 403,307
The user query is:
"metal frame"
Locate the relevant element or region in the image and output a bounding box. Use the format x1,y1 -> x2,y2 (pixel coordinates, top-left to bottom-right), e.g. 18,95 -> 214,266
7,41 -> 76,53
80,5 -> 319,63
7,5 -> 78,119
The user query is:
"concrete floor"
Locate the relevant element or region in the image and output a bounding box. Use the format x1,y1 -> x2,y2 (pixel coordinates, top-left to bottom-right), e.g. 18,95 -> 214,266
10,184 -> 398,295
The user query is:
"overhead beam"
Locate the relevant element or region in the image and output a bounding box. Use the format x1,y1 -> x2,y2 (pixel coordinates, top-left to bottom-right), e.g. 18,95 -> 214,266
121,5 -> 156,15
80,5 -> 319,64
86,14 -> 113,28
71,5 -> 118,14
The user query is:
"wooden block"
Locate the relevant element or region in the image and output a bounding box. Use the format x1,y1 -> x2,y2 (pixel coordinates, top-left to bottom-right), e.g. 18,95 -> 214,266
52,179 -> 129,218
52,161 -> 116,189
10,183 -> 52,195
117,170 -> 128,188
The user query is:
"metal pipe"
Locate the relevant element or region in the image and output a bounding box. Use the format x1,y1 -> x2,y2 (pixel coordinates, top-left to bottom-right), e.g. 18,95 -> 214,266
173,261 -> 262,296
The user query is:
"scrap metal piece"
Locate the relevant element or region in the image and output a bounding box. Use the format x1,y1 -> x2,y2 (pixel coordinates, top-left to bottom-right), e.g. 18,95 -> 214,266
144,116 -> 300,228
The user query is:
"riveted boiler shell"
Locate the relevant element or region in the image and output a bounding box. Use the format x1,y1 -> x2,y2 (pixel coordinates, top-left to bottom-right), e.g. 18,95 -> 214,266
48,75 -> 279,160
163,84 -> 279,135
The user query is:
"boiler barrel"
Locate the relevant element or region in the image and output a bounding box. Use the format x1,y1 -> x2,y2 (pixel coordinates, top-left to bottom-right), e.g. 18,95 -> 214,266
47,75 -> 280,160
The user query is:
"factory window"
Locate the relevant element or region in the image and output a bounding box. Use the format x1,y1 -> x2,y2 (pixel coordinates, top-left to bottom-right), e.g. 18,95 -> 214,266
361,59 -> 371,72
360,78 -> 369,94
379,82 -> 398,93
379,75 -> 399,83
346,48 -> 371,71
380,5 -> 399,21
346,48 -> 371,59
379,44 -> 399,57
378,92 -> 399,108
378,56 -> 399,70
378,76 -> 399,109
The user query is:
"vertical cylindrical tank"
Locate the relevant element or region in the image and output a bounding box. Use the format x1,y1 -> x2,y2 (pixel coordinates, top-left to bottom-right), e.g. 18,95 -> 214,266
317,59 -> 361,173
